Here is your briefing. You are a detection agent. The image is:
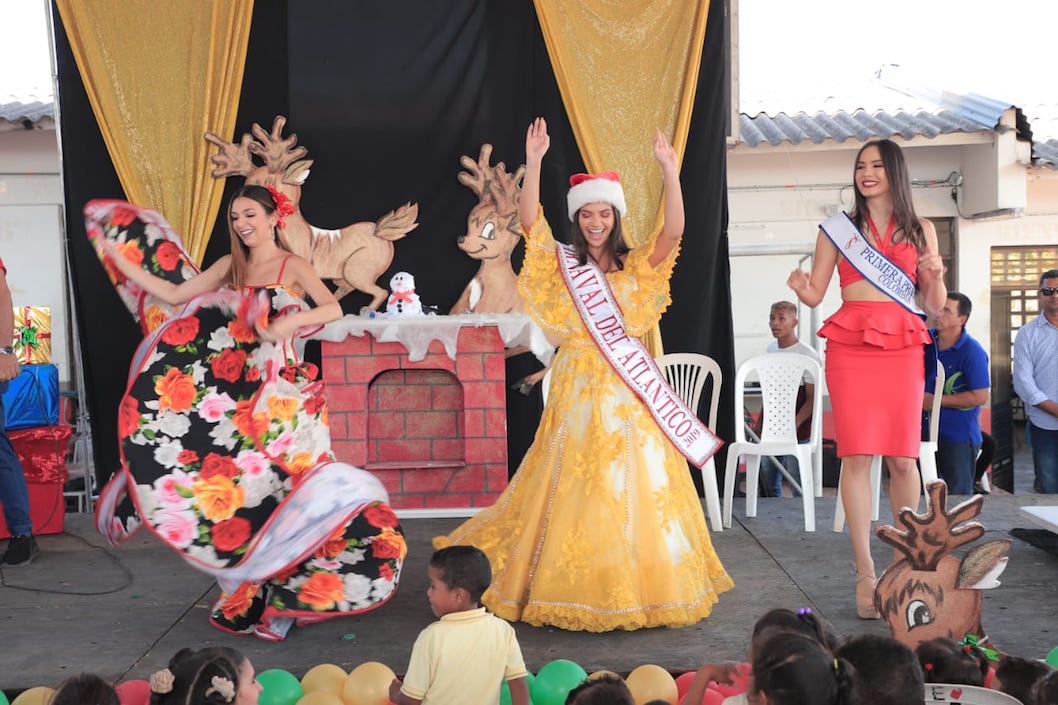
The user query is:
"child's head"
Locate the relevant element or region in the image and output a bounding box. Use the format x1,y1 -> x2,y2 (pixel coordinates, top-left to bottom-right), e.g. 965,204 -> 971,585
995,656 -> 1053,705
50,674 -> 120,705
149,646 -> 261,705
1030,668 -> 1058,705
914,637 -> 987,686
751,629 -> 855,705
428,545 -> 492,616
834,634 -> 923,705
751,607 -> 842,656
564,674 -> 634,705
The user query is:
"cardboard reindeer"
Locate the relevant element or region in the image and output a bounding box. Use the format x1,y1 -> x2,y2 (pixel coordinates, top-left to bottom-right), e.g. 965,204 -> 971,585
205,116 -> 419,309
874,480 -> 1011,650
450,144 -> 526,315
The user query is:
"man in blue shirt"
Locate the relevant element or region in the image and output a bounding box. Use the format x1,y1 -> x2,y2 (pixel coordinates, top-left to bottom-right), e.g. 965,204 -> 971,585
1013,269 -> 1058,494
926,292 -> 989,494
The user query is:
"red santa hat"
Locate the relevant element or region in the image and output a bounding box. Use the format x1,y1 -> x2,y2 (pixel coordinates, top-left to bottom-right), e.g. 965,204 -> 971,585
566,171 -> 627,221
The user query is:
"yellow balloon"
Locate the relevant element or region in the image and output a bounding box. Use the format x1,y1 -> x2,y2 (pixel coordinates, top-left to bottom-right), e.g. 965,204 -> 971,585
302,665 -> 349,696
626,664 -> 677,705
12,688 -> 54,705
342,662 -> 397,705
588,671 -> 623,681
297,692 -> 345,705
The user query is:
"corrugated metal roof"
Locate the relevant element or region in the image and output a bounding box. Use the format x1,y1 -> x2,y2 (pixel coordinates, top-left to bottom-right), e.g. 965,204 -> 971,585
1035,139 -> 1058,169
0,98 -> 54,126
738,108 -> 998,147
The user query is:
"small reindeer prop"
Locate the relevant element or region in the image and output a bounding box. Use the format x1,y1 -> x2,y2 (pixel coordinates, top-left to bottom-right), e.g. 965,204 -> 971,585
205,116 -> 419,309
450,144 -> 526,315
875,480 -> 1011,649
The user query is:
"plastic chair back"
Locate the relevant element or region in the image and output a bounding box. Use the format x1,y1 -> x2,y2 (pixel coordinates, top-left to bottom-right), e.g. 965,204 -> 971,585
657,353 -> 721,430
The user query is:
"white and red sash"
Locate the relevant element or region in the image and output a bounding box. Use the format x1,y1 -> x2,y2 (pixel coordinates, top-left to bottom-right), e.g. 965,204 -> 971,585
556,243 -> 721,468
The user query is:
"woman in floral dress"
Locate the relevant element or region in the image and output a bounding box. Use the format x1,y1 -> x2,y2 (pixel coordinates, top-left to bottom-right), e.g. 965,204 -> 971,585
435,119 -> 732,632
89,185 -> 405,641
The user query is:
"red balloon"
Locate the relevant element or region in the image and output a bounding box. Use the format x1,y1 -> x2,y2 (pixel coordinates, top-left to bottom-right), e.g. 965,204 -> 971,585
675,672 -> 696,700
115,680 -> 151,705
701,689 -> 725,705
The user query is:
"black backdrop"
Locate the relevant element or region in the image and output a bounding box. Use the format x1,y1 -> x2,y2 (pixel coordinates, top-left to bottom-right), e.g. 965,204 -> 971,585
55,1 -> 734,492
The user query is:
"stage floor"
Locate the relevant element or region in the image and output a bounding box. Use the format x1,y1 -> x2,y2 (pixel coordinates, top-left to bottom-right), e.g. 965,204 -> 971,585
2,487 -> 1057,691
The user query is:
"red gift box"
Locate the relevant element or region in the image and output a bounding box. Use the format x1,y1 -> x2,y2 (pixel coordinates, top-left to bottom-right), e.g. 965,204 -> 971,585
0,425 -> 72,538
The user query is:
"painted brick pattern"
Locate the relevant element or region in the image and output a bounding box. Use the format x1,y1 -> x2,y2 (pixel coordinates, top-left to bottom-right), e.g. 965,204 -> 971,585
322,327 -> 509,509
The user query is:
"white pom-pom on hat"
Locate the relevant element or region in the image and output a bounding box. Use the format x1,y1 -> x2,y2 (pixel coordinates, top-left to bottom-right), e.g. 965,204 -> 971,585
566,171 -> 627,221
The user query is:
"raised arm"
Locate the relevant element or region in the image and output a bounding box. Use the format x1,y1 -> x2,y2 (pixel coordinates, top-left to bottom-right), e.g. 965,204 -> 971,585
916,218 -> 947,317
99,237 -> 231,305
257,256 -> 343,342
648,128 -> 685,268
519,117 -> 550,232
787,230 -> 839,308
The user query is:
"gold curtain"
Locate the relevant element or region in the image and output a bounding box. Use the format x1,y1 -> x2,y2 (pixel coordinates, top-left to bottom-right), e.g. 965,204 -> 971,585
55,1 -> 254,264
534,0 -> 710,355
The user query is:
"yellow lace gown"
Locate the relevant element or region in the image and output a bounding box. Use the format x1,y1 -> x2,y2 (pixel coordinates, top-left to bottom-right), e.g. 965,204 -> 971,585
435,210 -> 733,632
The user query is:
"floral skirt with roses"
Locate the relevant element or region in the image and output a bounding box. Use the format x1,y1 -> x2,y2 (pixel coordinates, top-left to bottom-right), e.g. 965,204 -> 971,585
85,200 -> 406,641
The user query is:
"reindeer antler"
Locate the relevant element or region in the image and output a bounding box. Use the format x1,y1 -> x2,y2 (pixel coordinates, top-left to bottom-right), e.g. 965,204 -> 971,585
204,131 -> 256,178
249,116 -> 309,179
876,481 -> 986,571
458,144 -> 496,200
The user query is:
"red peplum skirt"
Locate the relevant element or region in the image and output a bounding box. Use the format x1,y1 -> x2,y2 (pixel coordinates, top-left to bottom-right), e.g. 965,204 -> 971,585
819,301 -> 931,458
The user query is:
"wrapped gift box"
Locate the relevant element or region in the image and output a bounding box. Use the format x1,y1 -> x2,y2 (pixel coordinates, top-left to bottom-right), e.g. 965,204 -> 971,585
12,306 -> 52,365
0,424 -> 71,538
1,363 -> 60,430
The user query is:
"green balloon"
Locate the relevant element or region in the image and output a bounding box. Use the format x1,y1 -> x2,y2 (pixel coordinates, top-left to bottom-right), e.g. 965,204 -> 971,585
256,669 -> 303,705
0,689 -> 9,705
531,660 -> 586,705
1046,646 -> 1058,668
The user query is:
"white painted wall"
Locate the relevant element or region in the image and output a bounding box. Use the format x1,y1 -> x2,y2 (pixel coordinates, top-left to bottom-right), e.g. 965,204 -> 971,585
0,126 -> 69,384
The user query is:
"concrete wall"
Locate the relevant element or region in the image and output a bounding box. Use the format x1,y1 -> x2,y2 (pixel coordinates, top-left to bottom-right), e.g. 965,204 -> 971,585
0,126 -> 69,383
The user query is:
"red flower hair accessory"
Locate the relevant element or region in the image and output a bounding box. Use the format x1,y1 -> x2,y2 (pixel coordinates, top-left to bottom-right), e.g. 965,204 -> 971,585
265,184 -> 296,229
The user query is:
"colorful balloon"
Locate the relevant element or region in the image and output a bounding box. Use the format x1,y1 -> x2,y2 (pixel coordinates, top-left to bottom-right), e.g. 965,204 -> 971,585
296,692 -> 346,705
626,664 -> 677,705
342,661 -> 396,705
531,660 -> 587,705
258,669 -> 304,705
1046,646 -> 1058,668
674,672 -> 696,701
11,688 -> 54,705
302,665 -> 348,696
115,680 -> 151,705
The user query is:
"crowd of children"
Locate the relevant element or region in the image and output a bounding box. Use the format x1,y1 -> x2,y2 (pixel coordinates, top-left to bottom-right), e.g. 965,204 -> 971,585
27,547 -> 1058,705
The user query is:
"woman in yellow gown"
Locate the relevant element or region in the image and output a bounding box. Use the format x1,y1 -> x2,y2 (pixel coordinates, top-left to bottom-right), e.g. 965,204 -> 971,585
435,118 -> 732,632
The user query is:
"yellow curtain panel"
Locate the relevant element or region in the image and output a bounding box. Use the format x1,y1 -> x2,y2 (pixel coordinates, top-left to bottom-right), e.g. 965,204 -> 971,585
55,0 -> 254,265
534,0 -> 710,356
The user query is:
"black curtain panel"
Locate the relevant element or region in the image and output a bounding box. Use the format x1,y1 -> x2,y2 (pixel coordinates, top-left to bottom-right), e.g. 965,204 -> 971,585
54,0 -> 731,488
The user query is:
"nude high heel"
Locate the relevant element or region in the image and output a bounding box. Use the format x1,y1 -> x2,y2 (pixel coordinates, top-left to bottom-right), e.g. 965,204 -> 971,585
854,564 -> 880,620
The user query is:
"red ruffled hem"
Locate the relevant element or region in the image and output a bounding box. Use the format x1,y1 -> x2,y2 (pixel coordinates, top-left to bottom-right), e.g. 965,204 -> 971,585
819,301 -> 930,350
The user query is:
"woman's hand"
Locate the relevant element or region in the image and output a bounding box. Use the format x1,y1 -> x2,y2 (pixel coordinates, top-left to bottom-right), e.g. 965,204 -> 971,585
653,128 -> 678,173
787,268 -> 811,295
525,117 -> 550,165
256,315 -> 298,343
917,252 -> 946,282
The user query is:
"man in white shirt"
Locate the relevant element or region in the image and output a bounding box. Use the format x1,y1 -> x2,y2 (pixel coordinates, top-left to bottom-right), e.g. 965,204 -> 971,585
759,301 -> 821,497
1013,269 -> 1058,494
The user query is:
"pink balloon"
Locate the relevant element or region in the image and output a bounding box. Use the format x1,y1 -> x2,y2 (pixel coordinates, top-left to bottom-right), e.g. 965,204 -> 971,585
115,680 -> 151,705
675,672 -> 696,700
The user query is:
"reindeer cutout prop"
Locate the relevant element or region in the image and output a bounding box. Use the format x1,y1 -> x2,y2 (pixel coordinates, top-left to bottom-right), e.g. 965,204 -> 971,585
875,480 -> 1011,650
205,116 -> 419,309
450,144 -> 526,315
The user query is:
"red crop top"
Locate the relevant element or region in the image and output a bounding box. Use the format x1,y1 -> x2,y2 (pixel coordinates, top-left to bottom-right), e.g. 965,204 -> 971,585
837,216 -> 919,288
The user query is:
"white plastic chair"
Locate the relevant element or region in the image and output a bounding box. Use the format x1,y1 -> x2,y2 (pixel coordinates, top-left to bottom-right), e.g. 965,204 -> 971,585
924,684 -> 1021,705
723,353 -> 823,532
657,353 -> 724,532
833,365 -> 945,532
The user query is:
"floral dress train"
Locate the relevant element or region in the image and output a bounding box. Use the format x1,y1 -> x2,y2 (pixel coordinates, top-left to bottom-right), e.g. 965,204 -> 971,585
86,200 -> 405,641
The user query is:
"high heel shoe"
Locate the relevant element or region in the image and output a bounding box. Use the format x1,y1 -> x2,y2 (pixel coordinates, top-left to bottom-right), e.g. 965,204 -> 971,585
854,564 -> 880,620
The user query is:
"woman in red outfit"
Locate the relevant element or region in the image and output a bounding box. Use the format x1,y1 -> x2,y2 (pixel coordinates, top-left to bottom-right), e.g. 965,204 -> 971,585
788,140 -> 946,619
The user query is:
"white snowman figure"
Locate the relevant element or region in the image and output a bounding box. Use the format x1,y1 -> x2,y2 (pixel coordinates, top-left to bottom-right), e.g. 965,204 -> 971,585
385,271 -> 424,316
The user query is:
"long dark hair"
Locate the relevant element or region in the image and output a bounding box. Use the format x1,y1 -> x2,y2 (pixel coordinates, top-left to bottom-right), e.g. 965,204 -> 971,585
851,139 -> 926,253
149,646 -> 247,705
753,629 -> 856,705
226,184 -> 287,287
51,674 -> 120,705
915,637 -> 988,686
568,207 -> 630,269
